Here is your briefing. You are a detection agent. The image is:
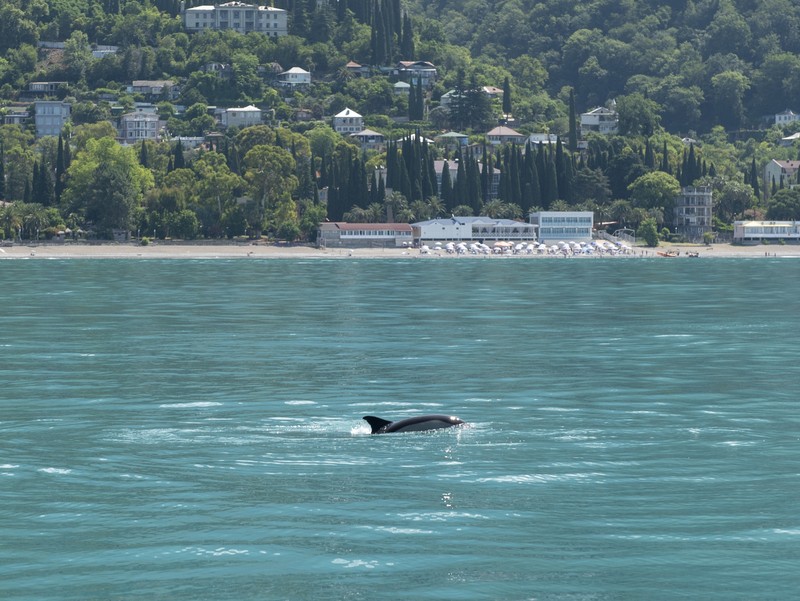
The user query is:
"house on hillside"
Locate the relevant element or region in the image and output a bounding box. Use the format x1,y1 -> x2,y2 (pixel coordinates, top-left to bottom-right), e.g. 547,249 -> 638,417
350,129 -> 386,151
345,61 -> 371,77
118,109 -> 162,143
28,82 -> 68,97
435,131 -> 469,153
486,125 -> 525,145
528,133 -> 559,146
34,100 -> 71,138
279,67 -> 311,87
775,109 -> 800,126
396,61 -> 437,88
183,2 -> 288,36
203,62 -> 233,81
674,186 -> 712,241
332,107 -> 363,134
128,80 -> 178,100
220,105 -> 262,128
580,106 -> 618,136
393,81 -> 411,95
2,104 -> 29,126
764,159 -> 800,197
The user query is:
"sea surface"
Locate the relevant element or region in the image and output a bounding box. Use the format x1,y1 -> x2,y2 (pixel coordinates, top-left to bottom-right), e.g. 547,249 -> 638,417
1,257 -> 799,600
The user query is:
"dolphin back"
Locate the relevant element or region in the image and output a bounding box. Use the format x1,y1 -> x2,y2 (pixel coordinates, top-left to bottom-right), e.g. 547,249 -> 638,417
363,415 -> 393,434
363,414 -> 465,434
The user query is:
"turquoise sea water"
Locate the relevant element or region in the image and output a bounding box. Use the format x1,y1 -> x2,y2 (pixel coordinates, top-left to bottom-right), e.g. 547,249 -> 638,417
1,257 -> 799,600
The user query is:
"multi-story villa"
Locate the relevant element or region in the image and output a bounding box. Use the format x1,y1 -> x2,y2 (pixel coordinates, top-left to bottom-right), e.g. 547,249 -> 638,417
219,105 -> 263,129
34,101 -> 71,138
580,106 -> 619,137
183,2 -> 287,36
118,110 -> 161,143
674,186 -> 712,241
332,108 -> 363,134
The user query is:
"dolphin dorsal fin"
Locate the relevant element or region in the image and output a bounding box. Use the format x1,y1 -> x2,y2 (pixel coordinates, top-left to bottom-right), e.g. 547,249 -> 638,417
363,416 -> 392,434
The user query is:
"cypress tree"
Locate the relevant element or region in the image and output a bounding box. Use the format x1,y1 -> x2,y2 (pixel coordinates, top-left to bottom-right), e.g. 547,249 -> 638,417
139,140 -> 149,168
455,154 -> 467,206
749,157 -> 760,199
0,142 -> 5,200
502,76 -> 512,118
31,161 -> 40,204
568,88 -> 578,152
173,140 -> 185,170
38,150 -> 54,207
644,139 -> 655,169
440,160 -> 453,210
660,141 -> 670,174
401,13 -> 414,59
55,135 -> 65,204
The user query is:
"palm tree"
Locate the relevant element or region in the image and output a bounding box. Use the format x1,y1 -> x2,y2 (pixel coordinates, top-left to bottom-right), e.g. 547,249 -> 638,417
410,199 -> 431,221
427,196 -> 445,218
2,203 -> 24,240
383,191 -> 408,222
343,205 -> 369,222
366,202 -> 385,223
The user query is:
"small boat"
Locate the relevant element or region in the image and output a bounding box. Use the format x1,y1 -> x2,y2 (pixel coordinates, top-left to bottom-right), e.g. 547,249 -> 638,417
687,251 -> 700,258
657,250 -> 678,257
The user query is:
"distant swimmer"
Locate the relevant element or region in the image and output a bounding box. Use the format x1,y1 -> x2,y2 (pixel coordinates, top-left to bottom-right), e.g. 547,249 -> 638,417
363,414 -> 466,434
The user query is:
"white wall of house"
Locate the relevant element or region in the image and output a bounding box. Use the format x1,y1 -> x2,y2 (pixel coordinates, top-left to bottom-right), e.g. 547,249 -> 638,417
184,3 -> 287,36
529,211 -> 593,242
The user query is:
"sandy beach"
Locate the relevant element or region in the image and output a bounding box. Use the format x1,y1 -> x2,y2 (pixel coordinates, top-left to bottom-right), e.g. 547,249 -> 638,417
1,240 -> 798,260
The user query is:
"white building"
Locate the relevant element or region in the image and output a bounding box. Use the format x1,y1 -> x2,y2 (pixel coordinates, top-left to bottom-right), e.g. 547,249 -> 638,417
580,106 -> 619,137
775,109 -> 800,126
34,100 -> 71,138
332,107 -> 363,134
350,129 -> 385,151
184,2 -> 287,36
529,211 -> 593,243
413,216 -> 537,243
118,110 -> 162,142
733,221 -> 800,243
674,186 -> 712,241
764,159 -> 800,197
220,105 -> 262,128
317,222 -> 413,248
278,67 -> 311,87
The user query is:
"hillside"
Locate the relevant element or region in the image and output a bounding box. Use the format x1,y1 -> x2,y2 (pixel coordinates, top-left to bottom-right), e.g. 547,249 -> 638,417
2,0 -> 800,243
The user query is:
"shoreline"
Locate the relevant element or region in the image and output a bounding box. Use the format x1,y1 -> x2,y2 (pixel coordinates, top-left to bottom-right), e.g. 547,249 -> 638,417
1,241 -> 798,260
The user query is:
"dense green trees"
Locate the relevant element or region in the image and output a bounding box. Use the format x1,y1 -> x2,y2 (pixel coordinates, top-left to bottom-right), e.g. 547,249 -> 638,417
4,0 -> 800,242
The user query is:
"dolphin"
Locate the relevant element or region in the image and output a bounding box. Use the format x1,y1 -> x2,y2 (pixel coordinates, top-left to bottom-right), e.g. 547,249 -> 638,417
363,414 -> 465,434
